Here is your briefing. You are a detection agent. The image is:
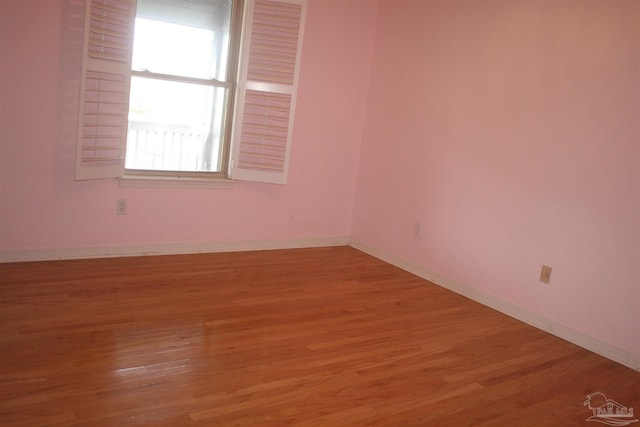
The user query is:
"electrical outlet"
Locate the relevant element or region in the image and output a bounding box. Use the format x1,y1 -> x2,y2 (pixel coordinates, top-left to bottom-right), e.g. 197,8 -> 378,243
540,265 -> 552,284
116,199 -> 127,215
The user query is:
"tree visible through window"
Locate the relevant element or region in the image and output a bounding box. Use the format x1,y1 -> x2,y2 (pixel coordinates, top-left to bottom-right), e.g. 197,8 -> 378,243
125,0 -> 239,175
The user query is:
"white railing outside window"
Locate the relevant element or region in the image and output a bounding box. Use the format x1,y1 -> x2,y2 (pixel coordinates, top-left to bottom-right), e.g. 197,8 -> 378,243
125,121 -> 219,172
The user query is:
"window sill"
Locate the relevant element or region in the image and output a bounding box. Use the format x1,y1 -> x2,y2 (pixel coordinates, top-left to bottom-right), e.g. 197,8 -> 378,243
118,174 -> 237,189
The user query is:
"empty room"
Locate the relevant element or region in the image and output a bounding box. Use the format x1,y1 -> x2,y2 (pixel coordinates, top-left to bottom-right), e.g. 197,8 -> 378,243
1,0 -> 638,425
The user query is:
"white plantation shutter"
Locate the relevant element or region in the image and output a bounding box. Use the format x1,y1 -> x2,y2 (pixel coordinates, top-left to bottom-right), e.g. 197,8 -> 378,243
230,0 -> 306,184
75,0 -> 135,180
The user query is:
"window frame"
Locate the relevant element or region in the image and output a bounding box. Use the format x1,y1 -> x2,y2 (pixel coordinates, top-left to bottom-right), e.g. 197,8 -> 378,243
124,0 -> 244,180
75,0 -> 306,186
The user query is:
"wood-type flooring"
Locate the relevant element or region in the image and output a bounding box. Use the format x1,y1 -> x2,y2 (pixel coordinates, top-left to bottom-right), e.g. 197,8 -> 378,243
1,246 -> 638,426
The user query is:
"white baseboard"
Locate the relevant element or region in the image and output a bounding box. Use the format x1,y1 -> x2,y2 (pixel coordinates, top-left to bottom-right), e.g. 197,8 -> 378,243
0,236 -> 351,263
349,238 -> 640,372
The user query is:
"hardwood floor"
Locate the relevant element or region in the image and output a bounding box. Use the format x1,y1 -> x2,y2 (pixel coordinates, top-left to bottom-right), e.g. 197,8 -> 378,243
1,246 -> 638,426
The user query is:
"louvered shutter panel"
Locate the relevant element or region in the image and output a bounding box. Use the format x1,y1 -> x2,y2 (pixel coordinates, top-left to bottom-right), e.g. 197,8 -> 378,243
75,0 -> 135,180
229,0 -> 306,184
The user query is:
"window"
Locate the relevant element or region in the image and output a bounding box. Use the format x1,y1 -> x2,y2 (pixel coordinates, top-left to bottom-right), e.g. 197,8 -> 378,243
75,0 -> 306,185
125,0 -> 238,176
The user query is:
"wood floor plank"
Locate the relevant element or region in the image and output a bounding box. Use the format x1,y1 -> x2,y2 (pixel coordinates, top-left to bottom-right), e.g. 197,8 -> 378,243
1,246 -> 638,426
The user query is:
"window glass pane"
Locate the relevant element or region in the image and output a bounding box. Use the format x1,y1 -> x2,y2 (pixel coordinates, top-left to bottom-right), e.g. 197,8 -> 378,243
132,0 -> 232,81
126,77 -> 227,172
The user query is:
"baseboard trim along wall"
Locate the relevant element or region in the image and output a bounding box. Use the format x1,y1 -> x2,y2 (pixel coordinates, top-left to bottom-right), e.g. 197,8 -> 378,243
0,236 -> 351,263
349,239 -> 640,373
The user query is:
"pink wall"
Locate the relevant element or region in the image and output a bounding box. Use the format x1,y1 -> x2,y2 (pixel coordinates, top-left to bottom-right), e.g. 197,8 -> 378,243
352,0 -> 639,357
0,0 -> 378,251
2,0 -> 638,360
